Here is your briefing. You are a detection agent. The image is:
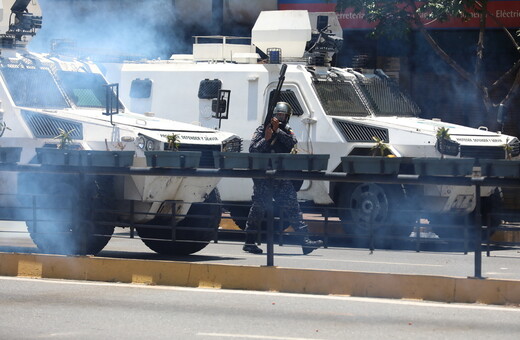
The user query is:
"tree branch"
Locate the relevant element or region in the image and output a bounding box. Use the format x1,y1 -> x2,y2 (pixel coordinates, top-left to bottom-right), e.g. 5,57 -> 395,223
490,59 -> 520,90
500,68 -> 520,107
405,0 -> 491,110
475,0 -> 520,52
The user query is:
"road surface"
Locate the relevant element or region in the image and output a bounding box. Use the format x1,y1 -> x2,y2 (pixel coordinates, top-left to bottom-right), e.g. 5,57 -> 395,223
1,276 -> 519,340
1,221 -> 520,280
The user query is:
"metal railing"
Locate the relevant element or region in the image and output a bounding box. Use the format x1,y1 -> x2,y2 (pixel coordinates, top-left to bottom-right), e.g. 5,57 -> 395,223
1,162 -> 520,278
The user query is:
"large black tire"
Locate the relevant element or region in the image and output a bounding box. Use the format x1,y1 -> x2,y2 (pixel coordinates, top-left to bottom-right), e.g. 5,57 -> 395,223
22,175 -> 115,255
337,183 -> 411,248
137,189 -> 221,255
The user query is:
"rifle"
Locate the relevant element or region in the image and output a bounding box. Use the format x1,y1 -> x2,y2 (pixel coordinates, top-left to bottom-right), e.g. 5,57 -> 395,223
263,63 -> 288,130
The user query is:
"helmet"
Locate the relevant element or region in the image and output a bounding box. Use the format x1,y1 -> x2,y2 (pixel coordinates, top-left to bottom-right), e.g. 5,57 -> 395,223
273,102 -> 292,124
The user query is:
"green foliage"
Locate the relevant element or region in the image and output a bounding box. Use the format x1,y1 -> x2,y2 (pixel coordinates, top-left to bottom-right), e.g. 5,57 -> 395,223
436,126 -> 451,140
418,0 -> 482,22
166,133 -> 180,151
503,138 -> 513,160
54,128 -> 75,149
332,0 -> 483,39
370,136 -> 390,156
436,127 -> 450,159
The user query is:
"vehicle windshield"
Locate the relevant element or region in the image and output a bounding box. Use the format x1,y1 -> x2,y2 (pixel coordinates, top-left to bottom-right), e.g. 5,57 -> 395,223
0,67 -> 121,110
359,76 -> 420,117
313,81 -> 369,117
57,71 -> 118,109
314,77 -> 420,117
0,67 -> 68,109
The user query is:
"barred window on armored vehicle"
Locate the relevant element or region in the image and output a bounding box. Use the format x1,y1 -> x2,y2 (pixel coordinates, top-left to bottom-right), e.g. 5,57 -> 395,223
58,71 -> 122,109
359,77 -> 420,117
313,82 -> 369,117
0,67 -> 68,109
268,90 -> 304,116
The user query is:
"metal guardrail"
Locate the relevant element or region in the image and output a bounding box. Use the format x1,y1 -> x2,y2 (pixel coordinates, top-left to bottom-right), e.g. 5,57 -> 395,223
1,162 -> 520,278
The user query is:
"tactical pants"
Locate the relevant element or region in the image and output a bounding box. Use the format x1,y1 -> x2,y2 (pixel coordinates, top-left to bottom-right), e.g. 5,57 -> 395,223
245,178 -> 306,241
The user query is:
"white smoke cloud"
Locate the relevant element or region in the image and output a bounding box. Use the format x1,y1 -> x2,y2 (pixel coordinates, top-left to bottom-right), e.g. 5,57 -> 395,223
30,0 -> 186,59
28,0 -> 276,60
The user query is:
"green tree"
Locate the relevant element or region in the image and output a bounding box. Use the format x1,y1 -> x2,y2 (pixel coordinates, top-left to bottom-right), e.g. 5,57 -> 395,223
331,0 -> 520,125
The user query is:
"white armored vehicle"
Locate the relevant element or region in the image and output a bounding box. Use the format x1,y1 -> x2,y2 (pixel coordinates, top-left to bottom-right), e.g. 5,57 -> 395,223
0,0 -> 242,255
103,10 -> 519,241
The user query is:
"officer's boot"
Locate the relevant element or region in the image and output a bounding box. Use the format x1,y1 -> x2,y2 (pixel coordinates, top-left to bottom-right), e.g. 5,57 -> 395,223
243,230 -> 263,254
296,224 -> 323,255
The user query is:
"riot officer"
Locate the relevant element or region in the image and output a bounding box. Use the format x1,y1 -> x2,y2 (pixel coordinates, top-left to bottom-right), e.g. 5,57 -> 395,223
243,102 -> 323,255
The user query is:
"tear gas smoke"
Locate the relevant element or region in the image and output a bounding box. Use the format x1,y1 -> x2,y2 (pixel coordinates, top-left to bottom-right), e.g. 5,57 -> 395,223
30,0 -> 184,59
29,0 -> 274,60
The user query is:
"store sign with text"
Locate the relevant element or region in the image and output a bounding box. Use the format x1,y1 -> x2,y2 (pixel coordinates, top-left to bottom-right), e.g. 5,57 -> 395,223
278,0 -> 520,29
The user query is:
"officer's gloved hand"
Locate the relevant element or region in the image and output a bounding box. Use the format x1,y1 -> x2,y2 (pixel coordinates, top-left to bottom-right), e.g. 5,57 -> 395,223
265,126 -> 273,140
270,117 -> 279,132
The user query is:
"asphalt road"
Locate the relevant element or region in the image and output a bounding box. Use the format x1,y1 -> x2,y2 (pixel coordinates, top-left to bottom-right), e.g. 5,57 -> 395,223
1,221 -> 520,280
1,276 -> 519,340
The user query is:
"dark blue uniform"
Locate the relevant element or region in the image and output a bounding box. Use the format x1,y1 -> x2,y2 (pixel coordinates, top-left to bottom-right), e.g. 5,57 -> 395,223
245,124 -> 307,233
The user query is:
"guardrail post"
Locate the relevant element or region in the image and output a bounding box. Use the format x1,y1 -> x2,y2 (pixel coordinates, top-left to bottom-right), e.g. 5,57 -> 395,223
129,201 -> 135,238
323,207 -> 330,248
266,177 -> 275,267
414,219 -> 421,252
32,195 -> 37,233
472,183 -> 484,279
170,202 -> 177,242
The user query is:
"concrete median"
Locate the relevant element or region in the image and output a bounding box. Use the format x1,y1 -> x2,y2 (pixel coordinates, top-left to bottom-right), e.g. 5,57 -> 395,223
1,252 -> 519,306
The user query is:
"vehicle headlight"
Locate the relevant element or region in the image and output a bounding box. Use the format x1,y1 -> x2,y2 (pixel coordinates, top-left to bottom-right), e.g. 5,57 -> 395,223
137,135 -> 159,151
137,136 -> 145,149
222,136 -> 242,153
145,139 -> 155,151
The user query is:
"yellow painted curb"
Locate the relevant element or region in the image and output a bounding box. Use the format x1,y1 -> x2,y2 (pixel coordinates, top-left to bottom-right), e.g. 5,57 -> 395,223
1,252 -> 519,305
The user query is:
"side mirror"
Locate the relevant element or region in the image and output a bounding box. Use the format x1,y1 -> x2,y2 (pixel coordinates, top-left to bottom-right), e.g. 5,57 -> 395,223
497,103 -> 505,124
212,89 -> 230,118
103,83 -> 120,126
212,89 -> 231,129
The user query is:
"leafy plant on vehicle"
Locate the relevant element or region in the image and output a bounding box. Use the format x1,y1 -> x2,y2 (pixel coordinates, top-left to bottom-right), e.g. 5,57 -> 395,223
503,137 -> 513,160
54,128 -> 75,150
435,127 -> 451,159
166,133 -> 180,151
370,136 -> 390,156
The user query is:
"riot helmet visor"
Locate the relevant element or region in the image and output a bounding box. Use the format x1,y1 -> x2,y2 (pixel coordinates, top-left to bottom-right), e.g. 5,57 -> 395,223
273,102 -> 292,125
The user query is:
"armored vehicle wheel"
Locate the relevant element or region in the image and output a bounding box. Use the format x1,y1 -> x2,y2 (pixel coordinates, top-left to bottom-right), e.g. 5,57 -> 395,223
137,189 -> 221,255
337,183 -> 410,248
23,175 -> 115,255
